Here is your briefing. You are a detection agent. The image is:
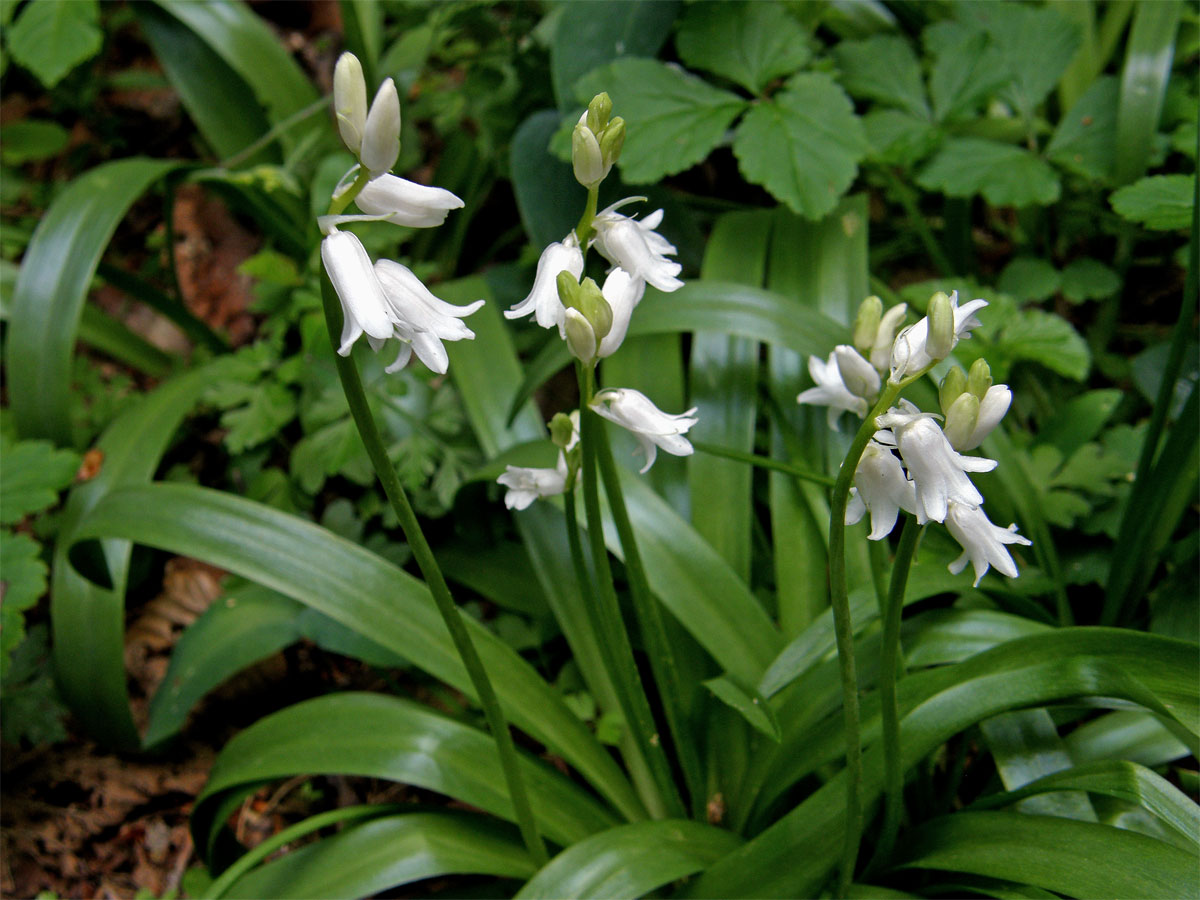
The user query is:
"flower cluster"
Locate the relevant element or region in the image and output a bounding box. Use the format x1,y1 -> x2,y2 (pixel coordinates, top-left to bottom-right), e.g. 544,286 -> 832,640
497,94 -> 697,509
319,53 -> 481,375
800,293 -> 1030,585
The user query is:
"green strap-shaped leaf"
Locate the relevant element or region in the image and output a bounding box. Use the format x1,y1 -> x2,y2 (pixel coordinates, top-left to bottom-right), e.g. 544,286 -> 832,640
70,482 -> 644,820
222,812 -> 535,900
6,157 -> 179,443
51,364 -> 218,749
516,820 -> 744,899
1113,0 -> 1182,184
892,811 -> 1196,899
970,759 -> 1200,847
150,0 -> 320,153
687,629 -> 1198,897
194,693 -> 617,850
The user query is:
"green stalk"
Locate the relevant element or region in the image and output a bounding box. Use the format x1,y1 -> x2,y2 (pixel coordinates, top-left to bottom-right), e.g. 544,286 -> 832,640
592,417 -> 700,818
868,514 -> 923,875
320,275 -> 547,866
829,380 -> 902,897
577,364 -> 683,818
574,185 -> 600,247
691,440 -> 835,487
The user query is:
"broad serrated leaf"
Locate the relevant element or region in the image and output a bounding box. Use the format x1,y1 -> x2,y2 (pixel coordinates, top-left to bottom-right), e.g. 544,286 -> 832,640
1047,76 -> 1119,182
997,308 -> 1090,380
918,137 -> 1061,207
997,258 -> 1061,302
0,440 -> 80,524
290,417 -> 362,494
220,382 -> 297,454
675,1 -> 811,94
1110,174 -> 1196,230
862,109 -> 941,167
575,59 -> 747,183
5,0 -> 102,87
0,530 -> 45,678
834,34 -> 929,118
732,72 -> 868,219
958,1 -> 1082,118
925,25 -> 1010,123
1061,258 -> 1121,303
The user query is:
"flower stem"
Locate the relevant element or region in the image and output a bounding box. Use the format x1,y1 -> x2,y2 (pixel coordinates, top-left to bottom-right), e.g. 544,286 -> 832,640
869,514 -> 923,874
592,416 -> 701,817
326,167 -> 373,217
320,274 -> 548,866
828,381 -> 901,897
692,440 -> 835,487
577,363 -> 683,818
575,185 -> 599,247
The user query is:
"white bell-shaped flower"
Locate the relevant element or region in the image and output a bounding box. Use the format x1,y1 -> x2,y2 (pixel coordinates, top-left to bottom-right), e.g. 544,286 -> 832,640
373,260 -> 483,374
875,401 -> 996,525
592,202 -> 683,293
354,174 -> 464,228
945,501 -> 1032,586
597,268 -> 645,358
797,351 -> 869,429
590,387 -> 698,473
890,291 -> 988,382
957,384 -> 1011,451
321,230 -> 394,355
504,234 -> 585,329
497,453 -> 569,510
845,441 -> 916,540
834,344 -> 880,401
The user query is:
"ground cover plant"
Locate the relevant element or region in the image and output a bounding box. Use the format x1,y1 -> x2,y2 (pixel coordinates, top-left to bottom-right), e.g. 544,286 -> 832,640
1,0 -> 1197,897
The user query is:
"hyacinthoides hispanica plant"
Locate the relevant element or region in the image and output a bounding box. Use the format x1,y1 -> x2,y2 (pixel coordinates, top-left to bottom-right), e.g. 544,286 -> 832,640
797,289 -> 1031,894
315,52 -> 548,866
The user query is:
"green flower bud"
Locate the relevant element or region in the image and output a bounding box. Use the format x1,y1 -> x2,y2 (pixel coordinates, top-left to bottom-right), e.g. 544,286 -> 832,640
853,295 -> 883,354
967,358 -> 993,400
942,392 -> 980,451
575,277 -> 612,339
550,412 -> 576,450
556,269 -> 581,309
925,291 -> 954,361
939,367 -> 968,415
586,92 -> 613,135
599,116 -> 625,168
572,123 -> 606,187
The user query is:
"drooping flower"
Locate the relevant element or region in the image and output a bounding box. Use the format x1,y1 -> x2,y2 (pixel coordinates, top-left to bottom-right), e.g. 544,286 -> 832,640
797,350 -> 869,429
590,388 -> 698,473
945,501 -> 1032,586
373,260 -> 483,374
321,230 -> 395,355
845,441 -> 916,540
592,201 -> 683,293
497,454 -> 569,510
354,174 -> 464,228
890,291 -> 988,382
597,268 -> 645,358
504,234 -> 585,329
875,401 -> 996,525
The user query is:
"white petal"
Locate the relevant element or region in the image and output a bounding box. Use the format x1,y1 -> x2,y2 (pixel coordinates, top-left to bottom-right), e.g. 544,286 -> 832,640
506,237 -> 584,329
333,53 -> 367,155
597,268 -> 645,358
360,79 -> 400,174
589,388 -> 697,472
321,231 -> 393,349
355,174 -> 464,228
961,385 -> 1011,450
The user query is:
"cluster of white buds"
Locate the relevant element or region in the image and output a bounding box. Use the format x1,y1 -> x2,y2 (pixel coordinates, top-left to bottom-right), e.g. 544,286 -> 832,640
498,93 -> 697,509
801,292 -> 1030,585
319,52 -> 481,375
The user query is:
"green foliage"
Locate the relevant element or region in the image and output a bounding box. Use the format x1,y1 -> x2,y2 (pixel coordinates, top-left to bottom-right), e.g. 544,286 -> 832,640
1111,174 -> 1197,229
674,1 -> 811,95
918,138 -> 1061,208
4,0 -> 102,88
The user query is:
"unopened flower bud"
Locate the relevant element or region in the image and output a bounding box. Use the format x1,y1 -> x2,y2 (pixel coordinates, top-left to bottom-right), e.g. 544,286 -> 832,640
960,384 -> 1011,450
556,269 -> 581,310
853,296 -> 883,354
361,78 -> 401,174
967,358 -> 993,400
586,92 -> 613,135
550,412 -> 576,450
333,53 -> 367,155
574,277 -> 613,339
925,291 -> 954,361
870,302 -> 907,372
572,122 -> 606,187
564,307 -> 598,362
834,344 -> 881,400
943,392 -> 980,450
600,117 -> 625,167
939,367 -> 968,415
